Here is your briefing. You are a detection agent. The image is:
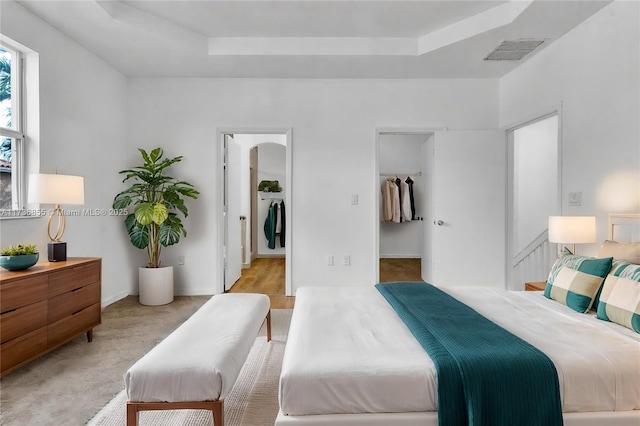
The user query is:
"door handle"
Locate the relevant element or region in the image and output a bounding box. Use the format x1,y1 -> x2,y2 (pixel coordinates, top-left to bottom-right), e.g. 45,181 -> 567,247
434,220 -> 444,226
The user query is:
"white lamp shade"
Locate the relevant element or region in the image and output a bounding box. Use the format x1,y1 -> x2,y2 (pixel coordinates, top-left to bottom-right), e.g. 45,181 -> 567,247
28,174 -> 85,205
548,216 -> 596,244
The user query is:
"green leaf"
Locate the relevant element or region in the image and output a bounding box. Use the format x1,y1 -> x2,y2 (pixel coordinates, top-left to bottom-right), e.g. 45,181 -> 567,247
158,215 -> 182,246
124,213 -> 137,233
149,148 -> 163,163
152,203 -> 168,225
134,203 -> 155,226
138,148 -> 151,165
112,194 -> 132,209
128,220 -> 149,249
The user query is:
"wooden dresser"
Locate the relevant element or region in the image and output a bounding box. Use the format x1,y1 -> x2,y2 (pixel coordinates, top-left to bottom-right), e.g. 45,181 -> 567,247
0,257 -> 101,377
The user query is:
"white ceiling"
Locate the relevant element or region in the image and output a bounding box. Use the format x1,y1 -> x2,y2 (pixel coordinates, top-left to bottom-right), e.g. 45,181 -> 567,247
16,0 -> 611,78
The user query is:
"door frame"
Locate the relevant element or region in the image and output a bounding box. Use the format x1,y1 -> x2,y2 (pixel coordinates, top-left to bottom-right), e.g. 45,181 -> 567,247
374,127 -> 444,283
504,104 -> 563,289
216,127 -> 293,296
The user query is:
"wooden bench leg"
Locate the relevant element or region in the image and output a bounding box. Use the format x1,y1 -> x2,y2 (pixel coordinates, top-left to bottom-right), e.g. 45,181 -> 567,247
126,403 -> 139,426
212,400 -> 224,425
266,310 -> 272,342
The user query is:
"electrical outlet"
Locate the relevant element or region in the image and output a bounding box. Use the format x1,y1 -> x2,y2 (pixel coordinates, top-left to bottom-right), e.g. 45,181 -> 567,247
351,194 -> 358,205
178,255 -> 185,266
327,255 -> 334,266
343,255 -> 350,266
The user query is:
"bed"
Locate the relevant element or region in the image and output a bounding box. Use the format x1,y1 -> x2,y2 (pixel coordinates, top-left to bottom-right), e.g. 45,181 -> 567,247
276,215 -> 640,426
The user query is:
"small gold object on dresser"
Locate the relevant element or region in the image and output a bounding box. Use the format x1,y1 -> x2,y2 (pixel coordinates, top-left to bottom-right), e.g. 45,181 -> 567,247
525,281 -> 547,291
0,257 -> 101,377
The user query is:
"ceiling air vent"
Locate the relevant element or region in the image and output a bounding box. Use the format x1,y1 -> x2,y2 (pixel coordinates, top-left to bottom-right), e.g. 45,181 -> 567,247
484,39 -> 544,61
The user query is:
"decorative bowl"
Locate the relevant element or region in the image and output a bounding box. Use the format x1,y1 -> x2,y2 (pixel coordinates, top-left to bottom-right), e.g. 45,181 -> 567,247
0,253 -> 39,271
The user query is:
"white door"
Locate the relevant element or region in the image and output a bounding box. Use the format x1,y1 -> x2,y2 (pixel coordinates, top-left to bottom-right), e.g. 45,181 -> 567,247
431,130 -> 506,288
224,135 -> 242,290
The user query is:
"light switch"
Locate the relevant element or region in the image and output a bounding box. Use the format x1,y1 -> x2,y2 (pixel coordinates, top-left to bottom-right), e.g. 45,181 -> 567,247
568,192 -> 581,206
351,194 -> 358,205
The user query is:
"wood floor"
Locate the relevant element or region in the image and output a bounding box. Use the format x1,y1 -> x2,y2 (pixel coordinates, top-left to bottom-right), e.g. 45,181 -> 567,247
229,257 -> 422,308
228,257 -> 294,309
379,258 -> 423,282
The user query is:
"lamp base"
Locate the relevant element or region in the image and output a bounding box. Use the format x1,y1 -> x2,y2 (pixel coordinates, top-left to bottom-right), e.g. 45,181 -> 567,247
48,242 -> 67,262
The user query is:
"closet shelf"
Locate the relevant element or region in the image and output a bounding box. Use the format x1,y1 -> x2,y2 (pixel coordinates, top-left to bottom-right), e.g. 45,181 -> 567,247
260,192 -> 284,200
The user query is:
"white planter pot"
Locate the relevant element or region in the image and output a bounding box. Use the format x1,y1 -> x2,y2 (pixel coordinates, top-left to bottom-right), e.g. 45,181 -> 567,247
138,266 -> 174,306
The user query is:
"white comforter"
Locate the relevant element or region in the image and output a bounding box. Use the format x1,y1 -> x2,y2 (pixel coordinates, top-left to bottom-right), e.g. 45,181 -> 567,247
279,286 -> 640,416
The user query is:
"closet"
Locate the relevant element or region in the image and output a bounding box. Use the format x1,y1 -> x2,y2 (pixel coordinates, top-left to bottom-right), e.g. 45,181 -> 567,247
377,129 -> 506,288
379,133 -> 431,281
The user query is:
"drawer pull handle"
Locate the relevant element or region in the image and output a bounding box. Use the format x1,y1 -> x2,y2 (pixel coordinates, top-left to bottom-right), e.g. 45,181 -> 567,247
1,308 -> 17,315
71,287 -> 84,293
72,309 -> 84,316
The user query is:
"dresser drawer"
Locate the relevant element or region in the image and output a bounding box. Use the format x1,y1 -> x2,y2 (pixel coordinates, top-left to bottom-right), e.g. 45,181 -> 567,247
0,300 -> 48,344
49,261 -> 100,297
0,276 -> 48,313
49,282 -> 100,324
1,326 -> 47,374
48,303 -> 100,348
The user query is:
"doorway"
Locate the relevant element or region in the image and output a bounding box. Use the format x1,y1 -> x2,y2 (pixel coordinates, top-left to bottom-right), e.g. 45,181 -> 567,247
375,128 -> 506,288
377,131 -> 432,283
507,112 -> 561,289
217,128 -> 293,297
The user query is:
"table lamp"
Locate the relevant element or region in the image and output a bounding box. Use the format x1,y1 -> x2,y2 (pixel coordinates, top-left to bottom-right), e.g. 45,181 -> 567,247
28,173 -> 84,261
548,216 -> 596,255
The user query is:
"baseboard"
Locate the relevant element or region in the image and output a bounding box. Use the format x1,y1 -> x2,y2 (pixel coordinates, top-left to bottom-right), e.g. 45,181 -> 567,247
256,254 -> 286,258
379,255 -> 422,259
101,291 -> 129,308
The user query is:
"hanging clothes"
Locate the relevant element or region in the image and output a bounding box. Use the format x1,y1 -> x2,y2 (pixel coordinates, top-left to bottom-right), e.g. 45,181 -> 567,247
382,176 -> 417,223
400,180 -> 412,222
394,177 -> 403,222
279,201 -> 286,247
264,200 -> 286,249
381,178 -> 401,223
405,176 -> 416,220
264,201 -> 277,249
381,179 -> 393,222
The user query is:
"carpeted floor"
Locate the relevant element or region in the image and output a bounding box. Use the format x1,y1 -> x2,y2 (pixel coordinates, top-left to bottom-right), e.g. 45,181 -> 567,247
0,296 -> 291,426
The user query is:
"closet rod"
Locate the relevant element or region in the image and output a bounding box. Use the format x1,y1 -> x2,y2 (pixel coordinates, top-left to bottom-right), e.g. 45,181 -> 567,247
380,172 -> 422,177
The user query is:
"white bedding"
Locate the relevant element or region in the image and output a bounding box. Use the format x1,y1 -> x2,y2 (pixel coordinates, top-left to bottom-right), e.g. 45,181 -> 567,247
279,286 -> 640,417
125,293 -> 270,403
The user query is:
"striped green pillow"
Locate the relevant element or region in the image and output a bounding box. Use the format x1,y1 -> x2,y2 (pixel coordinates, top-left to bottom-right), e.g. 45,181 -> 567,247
596,261 -> 640,333
544,254 -> 613,313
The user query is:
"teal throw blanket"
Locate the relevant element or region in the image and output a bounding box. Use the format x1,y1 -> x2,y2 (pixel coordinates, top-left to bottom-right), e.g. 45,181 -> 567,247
376,282 -> 562,426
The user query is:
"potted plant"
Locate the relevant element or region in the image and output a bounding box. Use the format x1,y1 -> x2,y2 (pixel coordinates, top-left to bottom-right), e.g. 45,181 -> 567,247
0,244 -> 39,271
112,148 -> 199,305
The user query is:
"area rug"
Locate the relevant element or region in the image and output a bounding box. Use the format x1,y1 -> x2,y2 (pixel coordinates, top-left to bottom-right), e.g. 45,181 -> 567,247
86,336 -> 286,426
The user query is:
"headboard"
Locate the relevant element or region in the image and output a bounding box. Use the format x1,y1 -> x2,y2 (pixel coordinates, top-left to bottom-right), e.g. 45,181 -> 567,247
608,213 -> 640,243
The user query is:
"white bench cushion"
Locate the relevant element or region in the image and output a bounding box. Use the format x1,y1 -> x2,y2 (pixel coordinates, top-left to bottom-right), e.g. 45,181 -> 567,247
124,293 -> 270,403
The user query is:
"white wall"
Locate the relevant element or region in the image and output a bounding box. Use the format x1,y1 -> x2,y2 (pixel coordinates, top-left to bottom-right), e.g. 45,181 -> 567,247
379,134 -> 426,258
0,0 -> 131,306
128,78 -> 499,294
500,0 -> 640,257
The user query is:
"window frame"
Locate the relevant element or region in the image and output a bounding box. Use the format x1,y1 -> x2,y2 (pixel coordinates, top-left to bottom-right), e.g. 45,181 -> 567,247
0,38 -> 28,215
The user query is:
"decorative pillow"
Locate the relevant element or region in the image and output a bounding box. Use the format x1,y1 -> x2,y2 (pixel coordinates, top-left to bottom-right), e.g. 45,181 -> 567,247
596,261 -> 640,333
544,253 -> 613,313
597,240 -> 640,265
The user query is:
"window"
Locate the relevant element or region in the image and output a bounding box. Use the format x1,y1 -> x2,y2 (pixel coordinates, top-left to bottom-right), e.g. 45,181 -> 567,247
0,38 -> 26,212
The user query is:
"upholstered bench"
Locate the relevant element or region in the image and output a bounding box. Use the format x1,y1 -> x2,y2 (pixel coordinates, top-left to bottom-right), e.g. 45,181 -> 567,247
124,293 -> 271,426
